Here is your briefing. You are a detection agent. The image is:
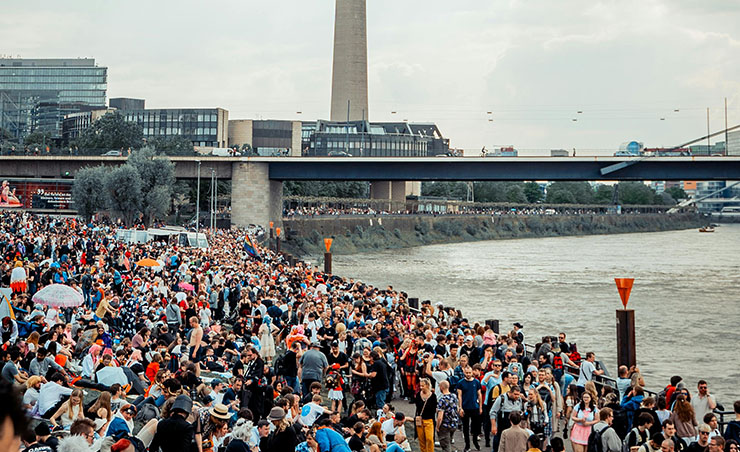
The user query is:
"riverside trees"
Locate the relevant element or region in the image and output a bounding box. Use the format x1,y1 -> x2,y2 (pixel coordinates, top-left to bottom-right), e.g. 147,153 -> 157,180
72,147 -> 175,226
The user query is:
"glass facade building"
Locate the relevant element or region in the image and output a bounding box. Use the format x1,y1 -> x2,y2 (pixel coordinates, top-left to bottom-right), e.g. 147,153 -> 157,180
301,120 -> 449,157
121,108 -> 229,147
0,58 -> 107,140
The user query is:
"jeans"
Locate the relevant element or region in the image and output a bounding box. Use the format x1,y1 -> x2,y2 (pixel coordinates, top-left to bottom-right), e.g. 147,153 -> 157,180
438,426 -> 456,452
375,389 -> 388,409
284,376 -> 299,393
462,408 -> 481,449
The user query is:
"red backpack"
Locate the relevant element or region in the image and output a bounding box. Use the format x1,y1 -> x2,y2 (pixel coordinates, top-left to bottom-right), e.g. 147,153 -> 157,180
552,354 -> 564,370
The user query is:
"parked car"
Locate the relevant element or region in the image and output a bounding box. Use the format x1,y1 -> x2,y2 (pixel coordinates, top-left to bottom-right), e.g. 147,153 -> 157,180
102,150 -> 122,156
327,151 -> 352,157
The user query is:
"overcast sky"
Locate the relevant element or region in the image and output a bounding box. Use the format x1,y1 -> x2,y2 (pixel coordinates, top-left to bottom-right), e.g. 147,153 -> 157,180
3,0 -> 739,154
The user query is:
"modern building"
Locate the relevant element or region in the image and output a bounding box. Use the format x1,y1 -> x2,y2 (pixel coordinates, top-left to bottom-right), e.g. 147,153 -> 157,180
62,108 -> 116,143
301,120 -> 449,157
109,97 -> 145,111
120,108 -> 229,147
728,130 -> 740,156
0,58 -> 107,140
228,119 -> 302,156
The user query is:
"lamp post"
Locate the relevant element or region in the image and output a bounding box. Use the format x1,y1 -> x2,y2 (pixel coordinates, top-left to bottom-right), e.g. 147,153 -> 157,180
195,160 -> 201,234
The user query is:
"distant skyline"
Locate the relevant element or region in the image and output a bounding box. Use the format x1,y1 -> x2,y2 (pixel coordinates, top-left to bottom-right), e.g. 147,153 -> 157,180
2,0 -> 739,154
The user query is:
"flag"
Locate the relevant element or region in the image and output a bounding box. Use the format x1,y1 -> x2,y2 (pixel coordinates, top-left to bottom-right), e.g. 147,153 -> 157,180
244,234 -> 261,260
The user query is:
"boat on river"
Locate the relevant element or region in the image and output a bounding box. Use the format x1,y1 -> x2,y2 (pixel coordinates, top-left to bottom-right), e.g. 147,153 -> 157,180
699,226 -> 715,232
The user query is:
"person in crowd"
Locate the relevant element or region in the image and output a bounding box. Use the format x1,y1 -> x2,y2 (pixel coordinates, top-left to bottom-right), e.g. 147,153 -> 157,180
414,378 -> 436,452
50,388 -> 85,429
575,352 -> 604,396
569,391 -> 598,452
687,424 -> 713,452
671,395 -> 698,444
499,411 -> 529,452
149,395 -> 196,452
457,365 -> 483,452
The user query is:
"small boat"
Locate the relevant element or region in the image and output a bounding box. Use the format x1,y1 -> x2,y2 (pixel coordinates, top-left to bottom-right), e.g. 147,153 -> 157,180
699,226 -> 715,233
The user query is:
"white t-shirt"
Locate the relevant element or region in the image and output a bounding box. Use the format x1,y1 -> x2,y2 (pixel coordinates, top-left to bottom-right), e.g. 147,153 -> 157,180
431,370 -> 452,398
381,418 -> 402,437
577,361 -> 596,387
299,402 -> 325,426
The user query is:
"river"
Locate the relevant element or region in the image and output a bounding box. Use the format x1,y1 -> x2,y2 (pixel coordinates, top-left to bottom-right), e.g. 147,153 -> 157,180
333,224 -> 740,404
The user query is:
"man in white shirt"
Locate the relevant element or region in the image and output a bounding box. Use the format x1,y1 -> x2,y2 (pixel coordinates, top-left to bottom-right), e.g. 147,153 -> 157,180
691,380 -> 716,425
37,373 -> 74,417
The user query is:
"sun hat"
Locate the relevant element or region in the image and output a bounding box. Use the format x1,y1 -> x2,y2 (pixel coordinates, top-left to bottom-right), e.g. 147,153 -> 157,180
209,403 -> 231,420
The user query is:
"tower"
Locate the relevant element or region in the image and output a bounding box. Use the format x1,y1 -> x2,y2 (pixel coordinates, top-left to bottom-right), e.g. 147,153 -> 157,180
330,0 -> 369,122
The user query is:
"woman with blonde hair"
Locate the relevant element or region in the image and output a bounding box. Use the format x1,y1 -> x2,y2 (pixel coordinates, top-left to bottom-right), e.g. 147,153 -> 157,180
50,388 -> 85,428
414,378 -> 437,452
526,387 -> 549,439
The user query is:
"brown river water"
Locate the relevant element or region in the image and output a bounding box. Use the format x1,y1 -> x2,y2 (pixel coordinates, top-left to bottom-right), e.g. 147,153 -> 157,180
333,224 -> 740,404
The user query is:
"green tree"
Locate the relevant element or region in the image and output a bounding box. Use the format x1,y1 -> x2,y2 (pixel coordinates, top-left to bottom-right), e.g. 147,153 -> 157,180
665,187 -> 687,200
546,182 -> 594,204
75,111 -> 143,150
505,184 -> 528,203
656,191 -> 676,205
618,182 -> 656,205
72,166 -> 108,221
24,131 -> 54,149
284,181 -> 368,198
472,182 -> 508,202
594,184 -> 615,204
105,164 -> 142,226
548,190 -> 577,204
523,182 -> 544,203
147,136 -> 196,156
127,147 -> 175,226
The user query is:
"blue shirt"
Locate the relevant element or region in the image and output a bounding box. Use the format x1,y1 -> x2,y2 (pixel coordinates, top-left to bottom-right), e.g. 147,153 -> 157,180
457,378 -> 482,410
315,427 -> 351,452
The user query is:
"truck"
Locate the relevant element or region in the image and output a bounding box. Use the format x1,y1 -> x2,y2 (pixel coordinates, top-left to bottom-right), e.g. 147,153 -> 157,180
550,149 -> 569,157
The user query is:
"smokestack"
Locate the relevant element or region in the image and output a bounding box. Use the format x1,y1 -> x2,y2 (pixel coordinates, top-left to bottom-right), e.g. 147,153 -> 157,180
330,0 -> 369,122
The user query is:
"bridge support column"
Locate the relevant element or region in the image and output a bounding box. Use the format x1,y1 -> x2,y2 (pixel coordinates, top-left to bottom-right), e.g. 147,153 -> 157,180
231,162 -> 282,230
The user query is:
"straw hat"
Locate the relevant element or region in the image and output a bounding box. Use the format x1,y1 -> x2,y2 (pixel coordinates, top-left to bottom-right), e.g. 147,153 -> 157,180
209,403 -> 231,420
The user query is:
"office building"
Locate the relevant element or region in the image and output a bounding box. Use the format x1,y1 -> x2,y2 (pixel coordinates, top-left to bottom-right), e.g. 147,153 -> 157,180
110,97 -> 145,111
728,130 -> 740,156
229,119 -> 302,156
0,58 -> 107,140
301,120 -> 449,157
62,108 -> 116,143
120,108 -> 229,147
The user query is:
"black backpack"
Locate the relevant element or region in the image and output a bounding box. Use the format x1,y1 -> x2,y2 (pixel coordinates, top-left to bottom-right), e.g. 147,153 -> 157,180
587,425 -> 611,452
274,353 -> 286,376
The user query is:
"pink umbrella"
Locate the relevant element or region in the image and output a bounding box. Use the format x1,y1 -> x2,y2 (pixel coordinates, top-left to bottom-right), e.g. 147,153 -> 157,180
32,284 -> 84,308
178,282 -> 195,292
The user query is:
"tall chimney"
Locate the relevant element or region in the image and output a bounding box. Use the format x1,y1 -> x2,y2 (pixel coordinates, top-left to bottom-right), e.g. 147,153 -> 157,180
330,0 -> 369,122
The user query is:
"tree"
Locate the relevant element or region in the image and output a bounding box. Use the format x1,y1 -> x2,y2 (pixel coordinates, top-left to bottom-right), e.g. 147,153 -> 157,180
546,182 -> 594,204
505,184 -> 528,203
72,166 -> 108,221
75,111 -> 144,150
594,184 -> 615,204
548,190 -> 577,204
147,136 -> 196,156
127,147 -> 175,226
523,182 -> 544,203
618,182 -> 656,205
104,164 -> 142,226
665,187 -> 687,200
24,131 -> 54,149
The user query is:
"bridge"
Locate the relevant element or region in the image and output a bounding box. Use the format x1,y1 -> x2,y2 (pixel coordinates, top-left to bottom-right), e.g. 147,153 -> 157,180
2,155 -> 739,227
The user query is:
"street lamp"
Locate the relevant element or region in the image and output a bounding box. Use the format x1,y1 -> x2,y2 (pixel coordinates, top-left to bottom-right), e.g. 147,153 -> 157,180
195,160 -> 201,234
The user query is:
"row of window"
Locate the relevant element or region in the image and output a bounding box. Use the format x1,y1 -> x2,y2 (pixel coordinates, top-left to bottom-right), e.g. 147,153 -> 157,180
124,113 -> 219,122
0,68 -> 106,76
142,128 -> 218,136
0,76 -> 106,84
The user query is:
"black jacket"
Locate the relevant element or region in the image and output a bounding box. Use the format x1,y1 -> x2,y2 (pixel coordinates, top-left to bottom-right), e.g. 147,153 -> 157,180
259,426 -> 299,452
149,413 -> 196,452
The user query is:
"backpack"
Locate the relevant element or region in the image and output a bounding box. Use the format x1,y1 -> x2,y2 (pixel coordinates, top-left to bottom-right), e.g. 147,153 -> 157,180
274,353 -> 286,376
135,403 -> 160,423
622,427 -> 641,452
552,354 -> 564,370
587,425 -> 611,452
445,370 -> 461,392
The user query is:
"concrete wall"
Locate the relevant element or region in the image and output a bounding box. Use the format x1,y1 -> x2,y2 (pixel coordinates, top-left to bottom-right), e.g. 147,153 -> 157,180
281,212 -> 703,256
231,162 -> 283,229
291,121 -> 303,156
229,120 -> 253,148
217,109 -> 229,148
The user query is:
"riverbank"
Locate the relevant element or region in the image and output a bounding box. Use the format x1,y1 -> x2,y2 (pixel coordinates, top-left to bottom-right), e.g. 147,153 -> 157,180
281,212 -> 703,256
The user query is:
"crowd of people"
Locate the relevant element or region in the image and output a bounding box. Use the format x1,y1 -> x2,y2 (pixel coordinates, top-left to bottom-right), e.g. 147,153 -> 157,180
0,210 -> 738,452
282,205 -> 660,218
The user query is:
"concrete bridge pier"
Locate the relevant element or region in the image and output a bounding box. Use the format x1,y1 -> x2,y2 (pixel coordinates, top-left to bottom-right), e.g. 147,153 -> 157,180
370,181 -> 418,211
231,162 -> 283,229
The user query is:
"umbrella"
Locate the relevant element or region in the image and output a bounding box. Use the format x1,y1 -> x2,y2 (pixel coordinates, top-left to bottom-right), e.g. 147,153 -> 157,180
178,282 -> 195,291
32,284 -> 84,308
136,258 -> 160,267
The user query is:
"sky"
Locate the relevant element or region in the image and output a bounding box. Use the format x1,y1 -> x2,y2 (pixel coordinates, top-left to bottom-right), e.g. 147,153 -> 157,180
3,0 -> 740,154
